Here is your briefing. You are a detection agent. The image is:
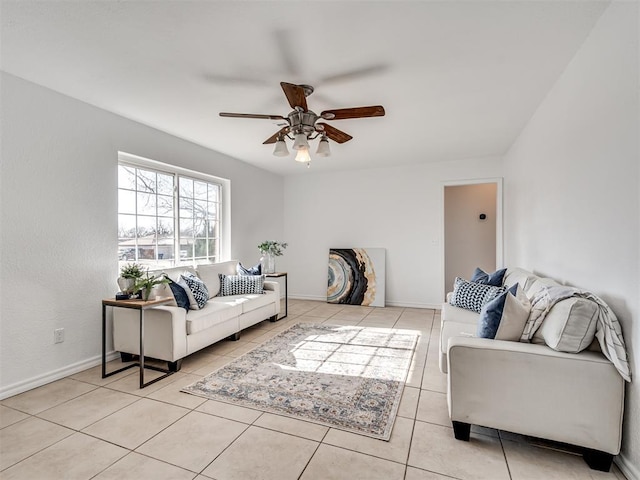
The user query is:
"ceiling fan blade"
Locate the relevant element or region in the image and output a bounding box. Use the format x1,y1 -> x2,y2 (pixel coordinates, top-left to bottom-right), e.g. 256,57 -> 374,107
320,65 -> 388,85
202,73 -> 268,86
280,82 -> 308,111
320,105 -> 385,120
316,123 -> 353,144
274,30 -> 300,77
219,112 -> 286,120
263,127 -> 289,145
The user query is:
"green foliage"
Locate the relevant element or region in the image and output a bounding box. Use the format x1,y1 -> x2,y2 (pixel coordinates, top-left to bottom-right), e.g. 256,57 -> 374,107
133,271 -> 171,300
133,271 -> 170,292
258,241 -> 288,256
120,263 -> 145,279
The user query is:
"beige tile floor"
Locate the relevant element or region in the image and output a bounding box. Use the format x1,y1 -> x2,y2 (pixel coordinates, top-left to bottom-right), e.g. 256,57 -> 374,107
0,300 -> 628,480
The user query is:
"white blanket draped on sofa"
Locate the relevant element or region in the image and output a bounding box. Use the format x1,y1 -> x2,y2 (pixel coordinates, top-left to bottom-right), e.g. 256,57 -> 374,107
523,285 -> 631,382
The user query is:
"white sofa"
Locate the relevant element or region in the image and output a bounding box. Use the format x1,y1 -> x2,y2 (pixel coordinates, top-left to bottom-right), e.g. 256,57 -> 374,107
113,260 -> 280,371
439,267 -> 625,471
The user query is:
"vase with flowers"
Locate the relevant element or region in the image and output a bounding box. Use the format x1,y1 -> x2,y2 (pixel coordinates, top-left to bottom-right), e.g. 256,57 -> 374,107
258,241 -> 287,274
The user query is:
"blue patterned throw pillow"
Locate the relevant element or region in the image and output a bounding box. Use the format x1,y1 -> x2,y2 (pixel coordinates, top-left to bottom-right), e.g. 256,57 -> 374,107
219,274 -> 264,296
166,277 -> 190,311
181,272 -> 209,309
471,267 -> 507,287
449,277 -> 506,313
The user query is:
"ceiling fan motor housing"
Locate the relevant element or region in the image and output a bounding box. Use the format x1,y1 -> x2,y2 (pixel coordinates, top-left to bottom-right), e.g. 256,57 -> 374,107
289,110 -> 318,135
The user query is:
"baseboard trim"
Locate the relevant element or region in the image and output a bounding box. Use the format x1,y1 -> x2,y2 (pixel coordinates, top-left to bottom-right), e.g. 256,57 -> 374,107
616,452 -> 639,480
0,351 -> 120,400
289,295 -> 441,310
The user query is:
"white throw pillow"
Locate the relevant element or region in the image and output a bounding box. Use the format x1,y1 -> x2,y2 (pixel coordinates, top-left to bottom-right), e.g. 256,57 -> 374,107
477,284 -> 531,341
537,297 -> 599,353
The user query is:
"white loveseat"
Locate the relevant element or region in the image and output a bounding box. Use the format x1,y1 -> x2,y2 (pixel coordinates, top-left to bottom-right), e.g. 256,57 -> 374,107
113,260 -> 280,371
439,267 -> 625,471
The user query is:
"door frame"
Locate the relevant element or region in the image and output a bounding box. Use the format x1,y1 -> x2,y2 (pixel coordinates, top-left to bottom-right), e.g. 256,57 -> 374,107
440,177 -> 504,300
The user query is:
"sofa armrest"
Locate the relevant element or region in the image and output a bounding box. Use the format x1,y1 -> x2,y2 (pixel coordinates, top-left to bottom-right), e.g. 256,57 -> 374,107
113,305 -> 188,362
263,280 -> 280,298
447,337 -> 624,454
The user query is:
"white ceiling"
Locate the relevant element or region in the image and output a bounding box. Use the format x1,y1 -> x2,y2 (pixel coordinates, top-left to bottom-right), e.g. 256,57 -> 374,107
1,1 -> 609,176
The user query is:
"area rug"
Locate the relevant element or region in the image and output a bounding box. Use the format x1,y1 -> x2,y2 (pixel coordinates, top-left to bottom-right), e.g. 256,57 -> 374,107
182,322 -> 419,440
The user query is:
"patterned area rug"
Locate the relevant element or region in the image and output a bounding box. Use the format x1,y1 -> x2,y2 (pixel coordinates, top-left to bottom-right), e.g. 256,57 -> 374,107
182,323 -> 419,440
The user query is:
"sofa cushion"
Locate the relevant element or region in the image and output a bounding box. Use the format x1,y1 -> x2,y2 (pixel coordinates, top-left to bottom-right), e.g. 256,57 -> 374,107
219,274 -> 264,296
149,267 -> 197,303
210,291 -> 276,314
527,277 -> 561,299
471,267 -> 507,287
185,302 -> 242,335
535,297 -> 599,353
196,261 -> 238,298
503,268 -> 540,295
449,277 -> 506,313
237,262 -> 262,275
162,266 -> 197,281
477,284 -> 531,341
441,302 -> 479,325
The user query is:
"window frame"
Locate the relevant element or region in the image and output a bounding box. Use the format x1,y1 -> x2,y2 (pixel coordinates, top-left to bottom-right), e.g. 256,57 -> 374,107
118,152 -> 228,268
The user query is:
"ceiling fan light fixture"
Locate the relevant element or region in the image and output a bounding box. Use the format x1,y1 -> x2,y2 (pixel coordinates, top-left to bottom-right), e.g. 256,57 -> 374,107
293,132 -> 309,150
272,138 -> 289,157
316,136 -> 331,157
295,146 -> 311,164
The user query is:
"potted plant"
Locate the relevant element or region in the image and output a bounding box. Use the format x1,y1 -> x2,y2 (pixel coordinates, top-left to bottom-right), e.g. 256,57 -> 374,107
258,241 -> 287,274
118,263 -> 145,294
133,271 -> 170,301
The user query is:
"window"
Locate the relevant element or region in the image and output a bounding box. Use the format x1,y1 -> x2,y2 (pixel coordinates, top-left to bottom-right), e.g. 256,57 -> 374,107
118,159 -> 221,269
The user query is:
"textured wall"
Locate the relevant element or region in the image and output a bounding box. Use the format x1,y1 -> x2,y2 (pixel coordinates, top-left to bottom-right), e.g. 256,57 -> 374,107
503,2 -> 639,476
0,74 -> 283,396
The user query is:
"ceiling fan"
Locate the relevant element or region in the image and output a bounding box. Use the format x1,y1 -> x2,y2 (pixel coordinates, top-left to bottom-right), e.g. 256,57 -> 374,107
219,82 -> 385,165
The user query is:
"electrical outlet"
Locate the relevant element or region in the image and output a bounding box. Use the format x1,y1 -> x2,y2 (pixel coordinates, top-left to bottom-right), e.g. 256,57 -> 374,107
54,328 -> 64,344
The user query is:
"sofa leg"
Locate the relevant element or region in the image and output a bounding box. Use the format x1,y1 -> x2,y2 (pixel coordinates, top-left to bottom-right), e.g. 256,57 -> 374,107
583,449 -> 613,472
226,332 -> 241,341
452,421 -> 471,441
269,314 -> 279,323
167,359 -> 182,372
120,352 -> 135,363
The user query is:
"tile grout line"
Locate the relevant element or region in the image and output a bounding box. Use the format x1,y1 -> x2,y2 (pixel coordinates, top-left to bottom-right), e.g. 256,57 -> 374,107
5,304 -> 566,480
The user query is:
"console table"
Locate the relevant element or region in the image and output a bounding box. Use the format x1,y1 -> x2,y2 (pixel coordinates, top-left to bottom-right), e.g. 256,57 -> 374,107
265,272 -> 287,320
102,297 -> 174,388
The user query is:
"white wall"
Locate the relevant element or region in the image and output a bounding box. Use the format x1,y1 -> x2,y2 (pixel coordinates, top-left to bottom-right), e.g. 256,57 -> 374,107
444,183 -> 497,290
0,73 -> 284,397
503,2 -> 639,477
282,158 -> 503,308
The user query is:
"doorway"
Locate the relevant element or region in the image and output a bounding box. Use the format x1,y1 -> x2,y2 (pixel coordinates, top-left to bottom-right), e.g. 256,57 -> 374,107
443,180 -> 502,297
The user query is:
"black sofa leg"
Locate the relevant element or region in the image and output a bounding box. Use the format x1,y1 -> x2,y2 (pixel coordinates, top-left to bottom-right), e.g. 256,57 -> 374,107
583,449 -> 613,472
452,421 -> 471,441
226,332 -> 241,341
269,314 -> 279,323
120,352 -> 134,362
167,359 -> 182,372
